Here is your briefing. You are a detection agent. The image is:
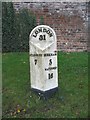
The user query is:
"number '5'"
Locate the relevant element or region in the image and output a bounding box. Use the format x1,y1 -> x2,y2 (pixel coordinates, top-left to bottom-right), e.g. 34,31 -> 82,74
49,59 -> 52,65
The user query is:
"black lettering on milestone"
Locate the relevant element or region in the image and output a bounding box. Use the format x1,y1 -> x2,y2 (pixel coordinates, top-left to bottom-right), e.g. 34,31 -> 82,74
43,28 -> 47,32
38,28 -> 42,33
33,30 -> 38,38
39,35 -> 46,41
33,34 -> 37,38
47,30 -> 50,34
49,33 -> 53,37
35,30 -> 38,35
39,35 -> 43,41
48,73 -> 53,79
49,59 -> 52,65
34,59 -> 37,65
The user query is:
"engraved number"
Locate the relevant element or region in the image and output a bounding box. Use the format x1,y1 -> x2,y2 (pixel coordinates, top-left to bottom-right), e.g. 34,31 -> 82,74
34,59 -> 37,65
39,35 -> 46,41
48,73 -> 53,79
49,59 -> 52,65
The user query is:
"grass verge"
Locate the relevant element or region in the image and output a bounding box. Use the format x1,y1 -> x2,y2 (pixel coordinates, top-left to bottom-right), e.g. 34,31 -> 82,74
2,52 -> 88,118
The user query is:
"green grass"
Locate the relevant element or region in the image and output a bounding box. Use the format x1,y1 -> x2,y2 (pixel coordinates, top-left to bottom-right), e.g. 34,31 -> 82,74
2,52 -> 88,118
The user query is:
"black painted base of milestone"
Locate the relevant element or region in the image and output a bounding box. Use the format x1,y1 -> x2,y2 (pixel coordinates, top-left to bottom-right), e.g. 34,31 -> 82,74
31,87 -> 58,100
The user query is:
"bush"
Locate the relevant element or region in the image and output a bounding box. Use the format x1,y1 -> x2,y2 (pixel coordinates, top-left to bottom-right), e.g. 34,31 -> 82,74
2,2 -> 37,52
15,9 -> 37,52
39,16 -> 44,25
2,2 -> 16,52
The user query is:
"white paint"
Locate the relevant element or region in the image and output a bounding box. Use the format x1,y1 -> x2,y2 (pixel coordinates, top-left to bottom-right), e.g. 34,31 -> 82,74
29,25 -> 58,91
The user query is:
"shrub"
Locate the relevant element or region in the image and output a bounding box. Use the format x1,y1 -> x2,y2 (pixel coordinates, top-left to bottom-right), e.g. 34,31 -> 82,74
2,2 -> 37,52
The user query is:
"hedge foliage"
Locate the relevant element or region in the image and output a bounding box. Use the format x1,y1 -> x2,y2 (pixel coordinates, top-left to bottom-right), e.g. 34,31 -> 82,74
2,2 -> 37,52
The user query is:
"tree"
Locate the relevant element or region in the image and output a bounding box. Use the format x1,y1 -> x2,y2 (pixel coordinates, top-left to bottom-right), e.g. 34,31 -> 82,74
39,16 -> 44,25
17,8 -> 37,52
2,3 -> 37,52
2,2 -> 16,52
2,2 -> 9,52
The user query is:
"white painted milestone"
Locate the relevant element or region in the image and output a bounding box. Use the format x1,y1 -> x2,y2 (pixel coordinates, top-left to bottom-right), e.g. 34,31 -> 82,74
29,25 -> 58,95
